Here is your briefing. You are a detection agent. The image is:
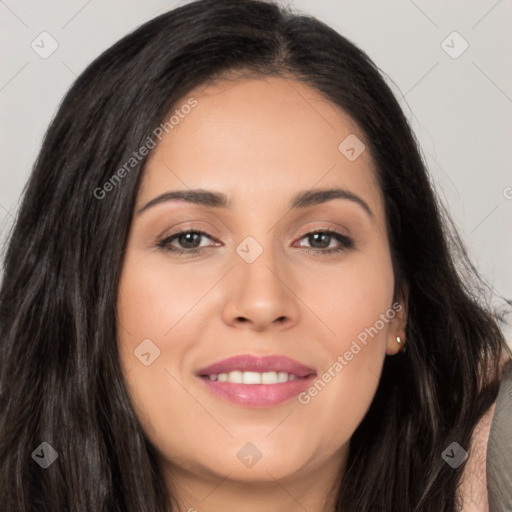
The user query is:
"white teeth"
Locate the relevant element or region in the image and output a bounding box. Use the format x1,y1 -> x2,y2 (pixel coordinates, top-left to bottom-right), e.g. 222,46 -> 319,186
228,370 -> 243,383
261,371 -> 277,384
207,371 -> 300,384
277,371 -> 289,383
242,371 -> 261,384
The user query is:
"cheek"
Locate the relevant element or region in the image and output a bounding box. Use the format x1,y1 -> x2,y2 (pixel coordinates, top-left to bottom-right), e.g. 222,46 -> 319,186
305,242 -> 395,350
116,258 -> 205,468
294,248 -> 394,436
115,253 -> 199,423
117,253 -> 199,340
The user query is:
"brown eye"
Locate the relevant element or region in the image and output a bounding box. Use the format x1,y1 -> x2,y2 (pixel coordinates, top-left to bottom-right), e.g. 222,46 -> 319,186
158,229 -> 216,254
296,230 -> 353,254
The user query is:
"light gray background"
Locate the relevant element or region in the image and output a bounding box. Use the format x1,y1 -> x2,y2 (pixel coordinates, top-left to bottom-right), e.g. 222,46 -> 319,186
1,0 -> 511,340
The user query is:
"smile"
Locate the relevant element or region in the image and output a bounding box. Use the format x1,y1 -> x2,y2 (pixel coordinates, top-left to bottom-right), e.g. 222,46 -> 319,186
196,354 -> 317,408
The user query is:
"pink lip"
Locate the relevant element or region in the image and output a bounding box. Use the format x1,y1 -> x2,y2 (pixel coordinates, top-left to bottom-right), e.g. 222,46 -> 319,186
197,354 -> 316,377
196,354 -> 317,408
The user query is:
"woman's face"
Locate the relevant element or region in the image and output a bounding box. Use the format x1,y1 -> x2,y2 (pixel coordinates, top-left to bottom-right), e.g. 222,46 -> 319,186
117,76 -> 406,491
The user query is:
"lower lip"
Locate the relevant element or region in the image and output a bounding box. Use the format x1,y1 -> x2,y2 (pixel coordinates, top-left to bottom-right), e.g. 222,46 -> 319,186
198,375 -> 316,408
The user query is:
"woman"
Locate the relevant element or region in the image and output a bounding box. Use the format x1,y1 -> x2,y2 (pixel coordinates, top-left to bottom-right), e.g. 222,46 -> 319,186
0,0 -> 510,510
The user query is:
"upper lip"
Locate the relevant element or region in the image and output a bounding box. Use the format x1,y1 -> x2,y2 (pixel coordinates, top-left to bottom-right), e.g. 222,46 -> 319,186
197,354 -> 317,378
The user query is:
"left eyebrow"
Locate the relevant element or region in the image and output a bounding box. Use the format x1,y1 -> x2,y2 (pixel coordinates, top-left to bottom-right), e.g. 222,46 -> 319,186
137,187 -> 373,218
290,188 -> 373,218
137,189 -> 230,214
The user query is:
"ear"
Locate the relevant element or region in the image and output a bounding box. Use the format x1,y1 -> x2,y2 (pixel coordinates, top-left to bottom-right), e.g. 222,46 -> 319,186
386,283 -> 408,356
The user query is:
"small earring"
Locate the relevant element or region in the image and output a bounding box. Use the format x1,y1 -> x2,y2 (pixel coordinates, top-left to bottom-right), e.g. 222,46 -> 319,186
396,336 -> 405,352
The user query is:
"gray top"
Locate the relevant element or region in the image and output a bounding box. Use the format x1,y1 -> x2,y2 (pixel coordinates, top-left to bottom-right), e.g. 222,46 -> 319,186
487,359 -> 512,511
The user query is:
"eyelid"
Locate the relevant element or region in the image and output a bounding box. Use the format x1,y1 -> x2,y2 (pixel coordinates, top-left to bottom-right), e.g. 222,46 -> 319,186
293,227 -> 353,250
294,221 -> 352,240
294,222 -> 350,239
159,224 -> 349,244
157,223 -> 355,258
157,221 -> 221,241
158,227 -> 219,247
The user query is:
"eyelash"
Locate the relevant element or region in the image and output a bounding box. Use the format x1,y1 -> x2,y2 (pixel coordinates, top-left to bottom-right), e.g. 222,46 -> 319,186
157,228 -> 354,257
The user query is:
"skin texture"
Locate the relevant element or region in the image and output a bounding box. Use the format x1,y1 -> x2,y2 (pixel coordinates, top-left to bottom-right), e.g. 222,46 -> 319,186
117,76 -> 408,512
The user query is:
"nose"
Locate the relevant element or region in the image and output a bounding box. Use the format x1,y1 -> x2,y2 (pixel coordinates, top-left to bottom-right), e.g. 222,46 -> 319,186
221,245 -> 301,332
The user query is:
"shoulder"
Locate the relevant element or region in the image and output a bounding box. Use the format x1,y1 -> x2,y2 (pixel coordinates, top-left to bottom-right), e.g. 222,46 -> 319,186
456,355 -> 512,511
456,400 -> 496,512
486,356 -> 512,510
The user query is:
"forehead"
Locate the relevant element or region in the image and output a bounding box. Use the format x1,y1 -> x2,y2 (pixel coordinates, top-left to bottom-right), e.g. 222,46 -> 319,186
139,76 -> 383,216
